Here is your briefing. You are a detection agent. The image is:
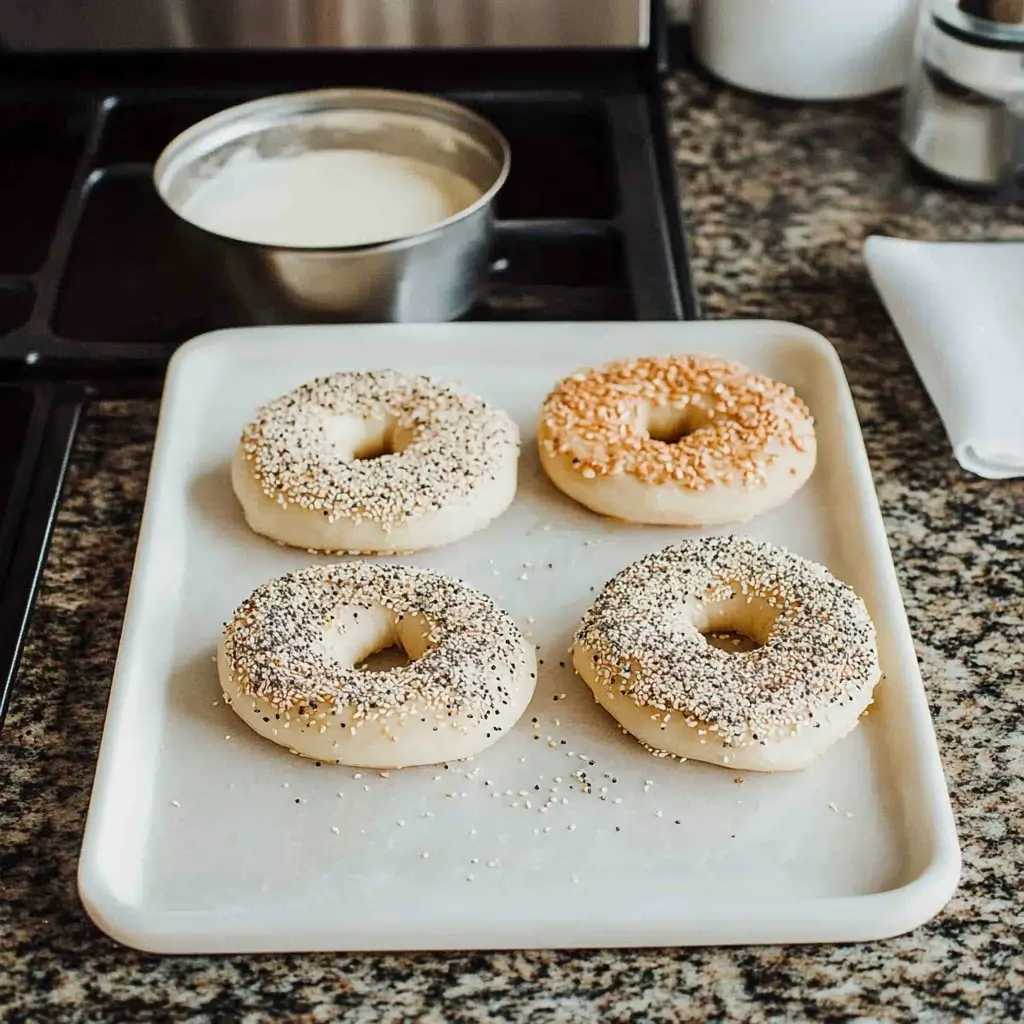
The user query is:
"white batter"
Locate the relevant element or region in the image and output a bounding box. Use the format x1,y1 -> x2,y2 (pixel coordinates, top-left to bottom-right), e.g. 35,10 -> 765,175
179,148 -> 483,248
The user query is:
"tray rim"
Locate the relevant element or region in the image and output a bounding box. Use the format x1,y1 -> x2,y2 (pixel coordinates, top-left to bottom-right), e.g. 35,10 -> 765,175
77,319 -> 962,953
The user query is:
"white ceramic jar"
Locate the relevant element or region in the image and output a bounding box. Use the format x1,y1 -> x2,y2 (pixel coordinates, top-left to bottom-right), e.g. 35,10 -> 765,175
691,0 -> 921,100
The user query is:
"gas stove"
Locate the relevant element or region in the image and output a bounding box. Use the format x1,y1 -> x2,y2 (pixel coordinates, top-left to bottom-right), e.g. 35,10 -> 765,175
0,14 -> 696,728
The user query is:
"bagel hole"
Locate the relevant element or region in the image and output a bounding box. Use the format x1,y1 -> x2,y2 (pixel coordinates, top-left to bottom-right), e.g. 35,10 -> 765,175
694,594 -> 780,653
356,644 -> 412,673
323,606 -> 425,672
352,421 -> 395,461
323,414 -> 408,461
702,630 -> 763,654
353,441 -> 392,461
645,404 -> 710,445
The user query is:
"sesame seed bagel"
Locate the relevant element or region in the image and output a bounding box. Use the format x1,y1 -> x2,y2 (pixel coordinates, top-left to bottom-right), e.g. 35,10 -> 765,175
537,355 -> 816,526
232,370 -> 520,553
572,537 -> 881,772
218,562 -> 537,768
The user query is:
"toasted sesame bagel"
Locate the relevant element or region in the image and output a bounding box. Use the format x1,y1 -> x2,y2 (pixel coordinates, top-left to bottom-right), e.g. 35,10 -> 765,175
572,536 -> 880,772
537,355 -> 816,526
233,370 -> 519,554
218,562 -> 537,768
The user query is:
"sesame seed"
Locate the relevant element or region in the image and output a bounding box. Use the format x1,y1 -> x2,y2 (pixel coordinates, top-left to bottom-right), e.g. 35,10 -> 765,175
170,800 -> 181,808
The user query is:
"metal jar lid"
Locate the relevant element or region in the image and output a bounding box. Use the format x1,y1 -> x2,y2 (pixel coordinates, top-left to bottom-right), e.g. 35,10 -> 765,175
934,0 -> 1024,44
958,0 -> 1024,24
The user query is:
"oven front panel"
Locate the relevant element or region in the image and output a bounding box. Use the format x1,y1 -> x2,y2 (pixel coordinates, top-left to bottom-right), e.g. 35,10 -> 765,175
0,0 -> 649,51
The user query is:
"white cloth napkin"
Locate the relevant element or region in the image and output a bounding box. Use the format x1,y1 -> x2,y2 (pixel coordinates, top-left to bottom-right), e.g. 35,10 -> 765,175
864,235 -> 1024,480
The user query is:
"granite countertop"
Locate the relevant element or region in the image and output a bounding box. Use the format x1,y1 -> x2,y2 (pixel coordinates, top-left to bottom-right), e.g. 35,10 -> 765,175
2,67 -> 1023,1023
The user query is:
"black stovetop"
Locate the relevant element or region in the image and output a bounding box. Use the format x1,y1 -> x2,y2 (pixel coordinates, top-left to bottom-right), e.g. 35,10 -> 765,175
0,43 -> 696,729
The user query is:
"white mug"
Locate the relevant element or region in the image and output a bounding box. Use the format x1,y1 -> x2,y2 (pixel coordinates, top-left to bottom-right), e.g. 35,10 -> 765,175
691,0 -> 921,101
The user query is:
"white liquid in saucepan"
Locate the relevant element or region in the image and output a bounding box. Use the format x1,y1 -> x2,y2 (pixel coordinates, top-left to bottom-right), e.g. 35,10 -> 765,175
178,149 -> 484,248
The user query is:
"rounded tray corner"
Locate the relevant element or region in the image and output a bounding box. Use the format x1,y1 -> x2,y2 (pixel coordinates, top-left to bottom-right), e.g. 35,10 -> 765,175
889,843 -> 963,936
165,327 -> 252,384
77,860 -> 165,954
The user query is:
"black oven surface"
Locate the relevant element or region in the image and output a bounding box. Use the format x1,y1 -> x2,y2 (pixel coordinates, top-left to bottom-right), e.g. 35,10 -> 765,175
0,46 -> 696,728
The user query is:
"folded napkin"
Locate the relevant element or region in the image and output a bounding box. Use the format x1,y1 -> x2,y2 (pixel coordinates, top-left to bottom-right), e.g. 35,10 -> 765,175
864,236 -> 1024,480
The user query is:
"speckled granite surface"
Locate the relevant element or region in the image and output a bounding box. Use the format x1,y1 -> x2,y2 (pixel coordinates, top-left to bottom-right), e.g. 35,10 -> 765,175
2,68 -> 1023,1023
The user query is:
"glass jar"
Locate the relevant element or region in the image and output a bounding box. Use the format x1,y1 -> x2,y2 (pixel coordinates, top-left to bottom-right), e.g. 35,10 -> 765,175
902,0 -> 1024,188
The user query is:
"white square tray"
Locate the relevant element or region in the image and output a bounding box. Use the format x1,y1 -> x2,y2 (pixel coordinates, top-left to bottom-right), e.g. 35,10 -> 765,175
78,321 -> 960,953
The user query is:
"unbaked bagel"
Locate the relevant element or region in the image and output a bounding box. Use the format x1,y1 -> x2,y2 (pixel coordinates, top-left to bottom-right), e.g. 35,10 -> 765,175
538,354 -> 816,526
572,536 -> 880,772
218,562 -> 537,768
233,370 -> 519,553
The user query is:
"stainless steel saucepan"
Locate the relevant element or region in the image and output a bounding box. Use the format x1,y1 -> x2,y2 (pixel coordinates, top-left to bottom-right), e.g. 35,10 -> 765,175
154,88 -> 510,323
